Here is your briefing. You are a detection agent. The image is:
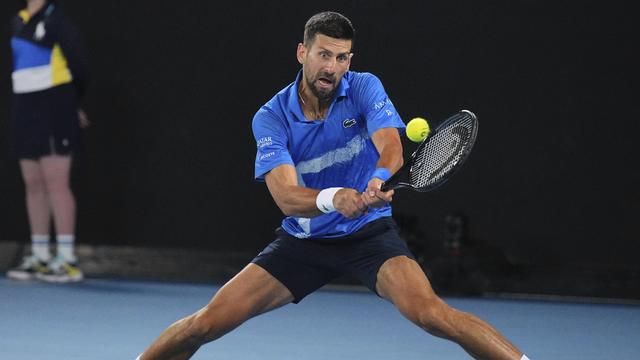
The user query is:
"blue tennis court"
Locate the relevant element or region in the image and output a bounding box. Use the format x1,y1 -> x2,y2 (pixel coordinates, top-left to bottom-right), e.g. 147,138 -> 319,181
2,278 -> 639,359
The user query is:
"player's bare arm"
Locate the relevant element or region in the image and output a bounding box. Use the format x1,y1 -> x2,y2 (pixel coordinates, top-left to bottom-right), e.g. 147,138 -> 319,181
265,164 -> 368,218
362,127 -> 403,207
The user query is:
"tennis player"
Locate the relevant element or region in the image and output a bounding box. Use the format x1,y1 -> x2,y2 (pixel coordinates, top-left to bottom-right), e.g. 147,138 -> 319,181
137,11 -> 530,360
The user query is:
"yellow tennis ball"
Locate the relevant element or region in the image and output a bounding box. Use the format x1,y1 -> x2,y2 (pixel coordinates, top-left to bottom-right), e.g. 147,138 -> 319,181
406,117 -> 430,142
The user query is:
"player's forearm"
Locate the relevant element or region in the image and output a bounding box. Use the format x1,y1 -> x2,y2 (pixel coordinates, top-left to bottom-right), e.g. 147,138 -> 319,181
272,186 -> 324,218
376,140 -> 403,175
265,166 -> 325,217
265,164 -> 367,218
371,128 -> 404,176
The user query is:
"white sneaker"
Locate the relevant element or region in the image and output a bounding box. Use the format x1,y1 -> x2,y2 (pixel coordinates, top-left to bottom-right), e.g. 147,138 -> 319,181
6,255 -> 49,280
36,256 -> 84,283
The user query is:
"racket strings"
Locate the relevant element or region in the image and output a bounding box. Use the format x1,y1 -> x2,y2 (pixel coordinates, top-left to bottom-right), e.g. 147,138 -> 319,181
410,115 -> 474,187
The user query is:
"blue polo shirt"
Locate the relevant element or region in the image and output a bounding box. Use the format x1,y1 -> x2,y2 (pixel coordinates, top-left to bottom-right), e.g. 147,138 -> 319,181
253,70 -> 405,239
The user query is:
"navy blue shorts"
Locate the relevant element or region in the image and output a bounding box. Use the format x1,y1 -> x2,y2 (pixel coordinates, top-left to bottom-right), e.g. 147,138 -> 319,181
252,217 -> 415,303
12,84 -> 81,159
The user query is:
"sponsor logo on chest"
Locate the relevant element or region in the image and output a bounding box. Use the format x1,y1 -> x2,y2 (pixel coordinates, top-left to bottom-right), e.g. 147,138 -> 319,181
342,118 -> 357,128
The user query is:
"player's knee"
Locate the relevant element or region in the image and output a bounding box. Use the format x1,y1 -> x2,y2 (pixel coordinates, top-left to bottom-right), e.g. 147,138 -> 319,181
414,306 -> 445,335
44,178 -> 71,195
188,302 -> 248,343
23,174 -> 46,194
158,315 -> 206,351
185,310 -> 221,344
173,313 -> 215,348
410,299 -> 459,340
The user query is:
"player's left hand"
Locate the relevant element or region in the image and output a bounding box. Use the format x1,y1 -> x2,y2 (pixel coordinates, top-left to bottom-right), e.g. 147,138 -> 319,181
78,108 -> 91,129
362,178 -> 394,208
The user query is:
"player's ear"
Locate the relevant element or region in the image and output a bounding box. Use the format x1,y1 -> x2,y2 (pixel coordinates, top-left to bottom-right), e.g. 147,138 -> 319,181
346,53 -> 354,70
296,43 -> 306,64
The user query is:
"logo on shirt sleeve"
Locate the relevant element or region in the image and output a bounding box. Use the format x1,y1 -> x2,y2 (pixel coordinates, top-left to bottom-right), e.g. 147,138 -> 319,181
256,136 -> 273,148
259,151 -> 276,160
373,98 -> 393,110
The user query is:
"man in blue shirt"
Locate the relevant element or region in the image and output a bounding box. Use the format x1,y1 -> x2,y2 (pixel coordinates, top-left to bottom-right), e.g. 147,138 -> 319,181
253,69 -> 403,238
137,11 -> 529,360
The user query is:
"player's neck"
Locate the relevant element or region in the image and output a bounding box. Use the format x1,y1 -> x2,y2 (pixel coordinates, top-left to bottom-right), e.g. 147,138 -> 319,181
298,87 -> 328,120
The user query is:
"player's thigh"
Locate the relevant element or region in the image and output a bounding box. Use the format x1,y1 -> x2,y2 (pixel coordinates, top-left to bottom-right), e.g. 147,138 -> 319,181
40,155 -> 72,189
19,159 -> 45,189
375,256 -> 441,313
203,263 -> 294,323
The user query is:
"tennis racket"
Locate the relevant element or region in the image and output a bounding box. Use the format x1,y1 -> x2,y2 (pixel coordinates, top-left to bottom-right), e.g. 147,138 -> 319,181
381,110 -> 478,192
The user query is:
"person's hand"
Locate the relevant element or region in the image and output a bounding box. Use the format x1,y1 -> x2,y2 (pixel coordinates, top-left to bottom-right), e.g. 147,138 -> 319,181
78,108 -> 91,129
333,188 -> 369,218
361,177 -> 394,208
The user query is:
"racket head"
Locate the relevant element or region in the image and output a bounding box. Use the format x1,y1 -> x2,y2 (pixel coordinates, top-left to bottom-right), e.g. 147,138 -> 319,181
382,110 -> 478,192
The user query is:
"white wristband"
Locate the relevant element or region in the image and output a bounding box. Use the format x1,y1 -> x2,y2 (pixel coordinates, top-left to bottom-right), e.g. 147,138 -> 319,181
316,187 -> 343,213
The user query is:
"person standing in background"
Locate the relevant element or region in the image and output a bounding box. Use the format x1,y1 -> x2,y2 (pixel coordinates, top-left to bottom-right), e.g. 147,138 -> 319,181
6,0 -> 89,283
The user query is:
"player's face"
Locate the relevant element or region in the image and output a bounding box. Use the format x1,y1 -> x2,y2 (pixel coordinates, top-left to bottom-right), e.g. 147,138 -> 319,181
297,34 -> 353,101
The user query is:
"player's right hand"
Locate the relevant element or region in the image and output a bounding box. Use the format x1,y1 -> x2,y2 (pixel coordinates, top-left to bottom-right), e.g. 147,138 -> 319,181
333,188 -> 368,218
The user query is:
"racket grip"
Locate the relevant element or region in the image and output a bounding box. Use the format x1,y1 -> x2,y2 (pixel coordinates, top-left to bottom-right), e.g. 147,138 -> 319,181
380,182 -> 392,192
380,177 -> 401,192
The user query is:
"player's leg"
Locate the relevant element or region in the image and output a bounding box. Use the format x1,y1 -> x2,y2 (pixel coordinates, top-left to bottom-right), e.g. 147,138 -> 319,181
6,159 -> 51,280
40,155 -> 75,237
376,256 -> 524,360
139,263 -> 294,360
36,154 -> 84,282
20,159 -> 51,240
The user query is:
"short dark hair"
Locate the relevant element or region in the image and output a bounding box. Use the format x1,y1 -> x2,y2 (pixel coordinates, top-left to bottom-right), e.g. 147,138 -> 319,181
303,11 -> 355,47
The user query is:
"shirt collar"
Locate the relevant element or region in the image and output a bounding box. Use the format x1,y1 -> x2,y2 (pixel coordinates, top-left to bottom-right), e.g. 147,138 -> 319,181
288,70 -> 351,122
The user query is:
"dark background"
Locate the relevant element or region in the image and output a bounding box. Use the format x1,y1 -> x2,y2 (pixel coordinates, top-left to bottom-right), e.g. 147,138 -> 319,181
1,1 -> 638,297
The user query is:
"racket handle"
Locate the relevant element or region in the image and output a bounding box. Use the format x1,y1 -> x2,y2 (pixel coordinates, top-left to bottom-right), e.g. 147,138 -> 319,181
381,182 -> 399,192
380,171 -> 402,192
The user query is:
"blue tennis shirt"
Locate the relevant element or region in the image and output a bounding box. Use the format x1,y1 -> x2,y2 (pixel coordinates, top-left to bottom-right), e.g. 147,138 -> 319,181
253,70 -> 406,239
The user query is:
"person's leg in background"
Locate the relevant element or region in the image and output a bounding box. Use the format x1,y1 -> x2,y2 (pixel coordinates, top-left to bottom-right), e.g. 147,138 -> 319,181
36,154 -> 83,282
42,155 -> 76,260
7,158 -> 52,280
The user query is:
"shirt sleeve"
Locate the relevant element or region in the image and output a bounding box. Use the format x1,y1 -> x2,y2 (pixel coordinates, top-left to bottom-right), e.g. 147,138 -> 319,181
354,73 -> 406,137
252,107 -> 294,181
53,10 -> 88,98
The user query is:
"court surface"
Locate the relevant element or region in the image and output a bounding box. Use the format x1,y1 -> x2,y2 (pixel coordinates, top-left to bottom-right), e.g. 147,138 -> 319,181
1,278 -> 639,359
